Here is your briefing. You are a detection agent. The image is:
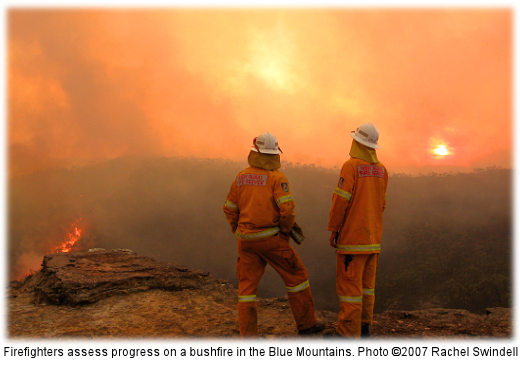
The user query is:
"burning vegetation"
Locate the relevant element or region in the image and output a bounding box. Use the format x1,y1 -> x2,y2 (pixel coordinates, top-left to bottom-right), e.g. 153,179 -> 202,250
53,219 -> 83,254
11,217 -> 89,280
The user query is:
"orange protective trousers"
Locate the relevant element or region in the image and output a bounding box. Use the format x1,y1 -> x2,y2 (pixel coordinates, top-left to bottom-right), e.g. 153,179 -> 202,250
236,234 -> 317,337
336,253 -> 379,337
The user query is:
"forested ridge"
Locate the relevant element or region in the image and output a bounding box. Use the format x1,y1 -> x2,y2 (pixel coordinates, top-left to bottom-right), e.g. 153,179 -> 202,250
378,169 -> 511,313
9,157 -> 511,314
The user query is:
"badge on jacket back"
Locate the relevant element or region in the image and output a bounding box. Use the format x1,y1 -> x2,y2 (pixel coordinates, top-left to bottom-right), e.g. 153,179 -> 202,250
237,174 -> 268,187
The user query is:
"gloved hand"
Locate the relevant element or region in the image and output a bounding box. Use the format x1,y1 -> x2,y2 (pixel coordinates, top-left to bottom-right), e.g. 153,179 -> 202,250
290,222 -> 305,245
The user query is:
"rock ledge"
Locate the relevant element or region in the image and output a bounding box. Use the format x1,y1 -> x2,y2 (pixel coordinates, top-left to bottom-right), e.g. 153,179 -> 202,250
14,249 -> 212,305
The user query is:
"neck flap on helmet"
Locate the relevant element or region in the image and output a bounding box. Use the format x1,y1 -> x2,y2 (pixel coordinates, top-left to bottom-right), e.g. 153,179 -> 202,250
248,150 -> 281,170
349,139 -> 379,164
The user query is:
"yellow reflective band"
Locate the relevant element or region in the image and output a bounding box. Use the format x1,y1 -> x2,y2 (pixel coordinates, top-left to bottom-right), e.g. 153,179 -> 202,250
276,195 -> 294,205
238,295 -> 256,302
224,200 -> 237,210
363,288 -> 375,295
334,188 -> 352,201
235,227 -> 280,240
336,244 -> 381,253
286,280 -> 310,293
338,295 -> 363,303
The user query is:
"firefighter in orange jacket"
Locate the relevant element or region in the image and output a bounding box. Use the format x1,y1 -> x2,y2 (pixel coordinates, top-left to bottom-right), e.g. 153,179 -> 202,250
328,123 -> 388,337
224,132 -> 322,337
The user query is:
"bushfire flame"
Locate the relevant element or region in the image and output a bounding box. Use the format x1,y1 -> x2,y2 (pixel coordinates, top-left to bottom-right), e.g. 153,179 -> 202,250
54,219 -> 83,253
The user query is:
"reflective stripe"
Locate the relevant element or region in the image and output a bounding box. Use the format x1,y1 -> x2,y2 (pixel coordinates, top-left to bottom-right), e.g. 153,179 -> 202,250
224,200 -> 237,210
363,288 -> 375,295
276,195 -> 294,205
336,244 -> 381,253
334,187 -> 352,201
286,280 -> 310,293
338,295 -> 363,303
235,227 -> 280,240
238,295 -> 256,302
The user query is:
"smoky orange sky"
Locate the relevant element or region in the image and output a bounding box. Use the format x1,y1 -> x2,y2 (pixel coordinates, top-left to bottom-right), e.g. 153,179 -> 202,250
8,8 -> 512,176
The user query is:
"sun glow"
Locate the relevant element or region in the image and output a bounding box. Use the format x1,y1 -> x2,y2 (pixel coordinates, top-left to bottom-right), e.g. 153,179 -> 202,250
246,23 -> 302,93
434,145 -> 449,156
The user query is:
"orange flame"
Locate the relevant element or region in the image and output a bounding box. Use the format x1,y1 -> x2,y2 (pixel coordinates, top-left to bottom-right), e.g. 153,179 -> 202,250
54,219 -> 83,253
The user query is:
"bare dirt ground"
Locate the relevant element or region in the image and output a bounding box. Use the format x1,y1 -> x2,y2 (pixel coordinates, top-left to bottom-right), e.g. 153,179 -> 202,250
7,250 -> 512,339
8,286 -> 512,339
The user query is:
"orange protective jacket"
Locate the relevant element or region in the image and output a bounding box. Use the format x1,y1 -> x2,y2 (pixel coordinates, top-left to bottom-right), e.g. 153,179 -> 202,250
327,157 -> 388,254
224,166 -> 295,241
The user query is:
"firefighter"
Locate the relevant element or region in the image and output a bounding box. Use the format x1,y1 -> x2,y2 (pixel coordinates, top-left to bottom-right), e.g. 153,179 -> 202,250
327,123 -> 388,337
223,132 -> 323,337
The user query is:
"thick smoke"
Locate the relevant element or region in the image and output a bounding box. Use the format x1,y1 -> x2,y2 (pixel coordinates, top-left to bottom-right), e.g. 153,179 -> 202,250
8,9 -> 512,177
7,9 -> 512,313
8,157 -> 511,313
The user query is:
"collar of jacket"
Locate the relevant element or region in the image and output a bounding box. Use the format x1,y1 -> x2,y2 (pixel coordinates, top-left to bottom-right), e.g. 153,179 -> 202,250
248,150 -> 281,170
349,139 -> 379,164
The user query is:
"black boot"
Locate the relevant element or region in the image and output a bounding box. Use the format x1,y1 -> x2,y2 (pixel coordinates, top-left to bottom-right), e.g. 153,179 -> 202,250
361,323 -> 371,338
298,321 -> 325,336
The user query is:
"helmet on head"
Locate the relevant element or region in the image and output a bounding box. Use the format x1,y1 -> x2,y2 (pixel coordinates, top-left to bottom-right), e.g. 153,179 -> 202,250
350,123 -> 380,149
251,132 -> 283,154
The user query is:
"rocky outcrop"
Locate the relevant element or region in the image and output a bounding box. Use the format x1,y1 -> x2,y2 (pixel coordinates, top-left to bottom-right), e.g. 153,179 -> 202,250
13,249 -> 213,305
8,250 -> 512,338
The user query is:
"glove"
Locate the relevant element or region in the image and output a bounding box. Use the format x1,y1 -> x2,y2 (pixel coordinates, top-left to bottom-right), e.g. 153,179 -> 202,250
290,222 -> 305,245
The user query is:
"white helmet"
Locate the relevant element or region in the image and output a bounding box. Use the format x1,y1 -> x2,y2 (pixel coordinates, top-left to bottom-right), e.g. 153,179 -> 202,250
350,123 -> 380,149
251,132 -> 283,154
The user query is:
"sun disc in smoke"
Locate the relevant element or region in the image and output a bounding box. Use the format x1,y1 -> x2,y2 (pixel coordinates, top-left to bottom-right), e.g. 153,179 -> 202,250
429,136 -> 452,158
434,145 -> 449,156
